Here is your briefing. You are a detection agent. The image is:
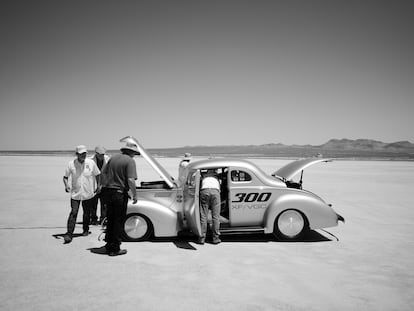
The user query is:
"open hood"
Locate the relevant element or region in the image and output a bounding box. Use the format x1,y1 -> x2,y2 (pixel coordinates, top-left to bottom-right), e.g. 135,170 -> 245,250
272,158 -> 332,181
120,136 -> 175,188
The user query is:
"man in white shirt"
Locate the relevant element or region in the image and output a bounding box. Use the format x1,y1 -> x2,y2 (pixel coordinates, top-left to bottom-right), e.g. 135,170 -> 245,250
62,145 -> 101,244
199,169 -> 221,245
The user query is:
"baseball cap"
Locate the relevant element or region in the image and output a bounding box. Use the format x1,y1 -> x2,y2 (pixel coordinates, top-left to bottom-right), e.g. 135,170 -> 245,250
95,146 -> 106,154
76,145 -> 87,154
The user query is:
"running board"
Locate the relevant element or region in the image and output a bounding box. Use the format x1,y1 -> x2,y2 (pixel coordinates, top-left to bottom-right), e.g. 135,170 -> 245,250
220,226 -> 265,234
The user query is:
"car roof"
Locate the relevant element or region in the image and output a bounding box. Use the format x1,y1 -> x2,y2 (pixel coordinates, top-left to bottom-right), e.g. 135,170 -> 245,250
187,158 -> 264,172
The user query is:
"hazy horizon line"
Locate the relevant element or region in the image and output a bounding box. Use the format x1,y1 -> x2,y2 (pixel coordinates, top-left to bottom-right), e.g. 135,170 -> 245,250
0,137 -> 413,152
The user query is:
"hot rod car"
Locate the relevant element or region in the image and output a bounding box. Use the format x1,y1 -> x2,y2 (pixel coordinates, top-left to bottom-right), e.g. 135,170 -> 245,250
121,136 -> 344,241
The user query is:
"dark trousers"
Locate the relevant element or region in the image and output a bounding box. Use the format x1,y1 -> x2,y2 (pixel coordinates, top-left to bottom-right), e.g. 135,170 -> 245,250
66,198 -> 94,236
91,194 -> 107,223
101,189 -> 128,252
200,188 -> 221,239
90,194 -> 98,223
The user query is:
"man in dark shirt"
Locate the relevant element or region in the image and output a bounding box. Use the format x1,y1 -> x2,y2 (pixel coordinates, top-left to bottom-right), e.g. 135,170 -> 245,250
100,142 -> 140,256
90,146 -> 110,225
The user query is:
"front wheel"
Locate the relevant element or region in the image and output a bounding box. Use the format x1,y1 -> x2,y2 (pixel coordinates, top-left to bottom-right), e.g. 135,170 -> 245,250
123,213 -> 153,241
274,209 -> 308,240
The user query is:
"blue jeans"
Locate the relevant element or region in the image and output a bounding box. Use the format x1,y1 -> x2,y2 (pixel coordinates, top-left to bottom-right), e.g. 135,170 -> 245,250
200,189 -> 221,239
101,189 -> 128,252
66,198 -> 94,236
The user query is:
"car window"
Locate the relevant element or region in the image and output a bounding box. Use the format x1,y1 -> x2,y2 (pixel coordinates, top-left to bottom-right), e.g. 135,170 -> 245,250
231,170 -> 252,182
186,170 -> 197,187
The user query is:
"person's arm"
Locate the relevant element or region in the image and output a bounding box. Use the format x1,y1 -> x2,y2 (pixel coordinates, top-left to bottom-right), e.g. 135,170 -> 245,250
128,177 -> 137,204
63,162 -> 72,193
92,161 -> 101,193
126,158 -> 138,204
95,174 -> 101,193
63,176 -> 70,193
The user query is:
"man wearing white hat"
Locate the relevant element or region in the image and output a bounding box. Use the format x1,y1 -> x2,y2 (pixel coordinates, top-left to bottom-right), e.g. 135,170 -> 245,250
90,146 -> 110,225
100,142 -> 140,256
63,145 -> 101,244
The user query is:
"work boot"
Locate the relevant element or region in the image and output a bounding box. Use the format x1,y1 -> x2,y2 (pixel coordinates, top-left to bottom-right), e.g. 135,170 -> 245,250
63,234 -> 72,244
212,237 -> 221,245
109,249 -> 127,257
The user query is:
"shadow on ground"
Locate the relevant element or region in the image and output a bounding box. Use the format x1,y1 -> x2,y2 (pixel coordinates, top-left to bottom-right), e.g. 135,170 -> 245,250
52,232 -> 90,241
143,229 -> 334,250
52,227 -> 335,251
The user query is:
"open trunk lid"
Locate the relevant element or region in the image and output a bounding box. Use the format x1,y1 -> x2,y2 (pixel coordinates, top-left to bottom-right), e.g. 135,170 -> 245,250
272,158 -> 332,181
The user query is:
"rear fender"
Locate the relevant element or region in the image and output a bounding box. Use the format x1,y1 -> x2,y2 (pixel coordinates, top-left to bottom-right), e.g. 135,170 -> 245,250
263,193 -> 339,233
127,200 -> 179,237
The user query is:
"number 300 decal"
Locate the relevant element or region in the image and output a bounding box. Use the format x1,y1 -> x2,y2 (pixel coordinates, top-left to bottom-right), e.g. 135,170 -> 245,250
232,192 -> 271,203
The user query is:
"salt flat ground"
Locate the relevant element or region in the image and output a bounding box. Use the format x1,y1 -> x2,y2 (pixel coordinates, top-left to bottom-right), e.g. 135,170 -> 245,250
0,156 -> 413,311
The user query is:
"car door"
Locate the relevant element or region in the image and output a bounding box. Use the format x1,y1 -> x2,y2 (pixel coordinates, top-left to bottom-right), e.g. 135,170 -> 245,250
229,168 -> 270,227
183,169 -> 202,236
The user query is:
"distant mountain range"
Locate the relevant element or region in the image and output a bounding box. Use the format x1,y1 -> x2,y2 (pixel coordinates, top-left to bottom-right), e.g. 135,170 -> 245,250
1,139 -> 414,160
149,139 -> 414,160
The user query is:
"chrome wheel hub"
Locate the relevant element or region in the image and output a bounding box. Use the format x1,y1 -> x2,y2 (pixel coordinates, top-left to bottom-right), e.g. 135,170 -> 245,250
278,210 -> 304,237
124,215 -> 148,239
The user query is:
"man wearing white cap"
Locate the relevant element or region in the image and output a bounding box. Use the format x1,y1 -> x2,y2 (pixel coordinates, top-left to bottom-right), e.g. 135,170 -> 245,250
63,145 -> 101,244
178,153 -> 192,186
90,146 -> 110,225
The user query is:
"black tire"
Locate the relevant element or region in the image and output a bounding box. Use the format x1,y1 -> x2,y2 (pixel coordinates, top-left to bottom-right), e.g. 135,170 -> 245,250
123,213 -> 153,241
273,209 -> 308,240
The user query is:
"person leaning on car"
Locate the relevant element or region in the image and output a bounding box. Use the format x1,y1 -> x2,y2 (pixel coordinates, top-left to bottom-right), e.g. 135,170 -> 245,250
100,142 -> 139,256
198,169 -> 221,245
63,145 -> 101,244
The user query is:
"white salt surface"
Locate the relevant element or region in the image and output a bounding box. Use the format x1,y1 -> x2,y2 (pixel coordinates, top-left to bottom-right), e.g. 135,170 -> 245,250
0,156 -> 413,310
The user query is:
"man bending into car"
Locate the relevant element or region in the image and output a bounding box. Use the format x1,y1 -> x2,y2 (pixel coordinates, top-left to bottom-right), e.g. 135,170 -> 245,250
198,169 -> 221,245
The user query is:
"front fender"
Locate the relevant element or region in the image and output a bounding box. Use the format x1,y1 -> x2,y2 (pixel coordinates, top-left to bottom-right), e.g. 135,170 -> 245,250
263,192 -> 339,233
127,200 -> 179,237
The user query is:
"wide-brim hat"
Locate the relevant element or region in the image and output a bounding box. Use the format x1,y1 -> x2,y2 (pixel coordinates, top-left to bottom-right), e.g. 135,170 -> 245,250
120,142 -> 140,155
95,146 -> 106,155
76,145 -> 87,154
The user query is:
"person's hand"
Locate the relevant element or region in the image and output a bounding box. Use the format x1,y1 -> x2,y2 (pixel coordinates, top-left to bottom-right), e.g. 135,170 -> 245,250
65,186 -> 71,193
132,197 -> 138,204
95,185 -> 102,194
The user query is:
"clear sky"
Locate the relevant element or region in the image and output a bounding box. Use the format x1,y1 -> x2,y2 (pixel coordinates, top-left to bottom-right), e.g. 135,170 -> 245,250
1,1 -> 413,150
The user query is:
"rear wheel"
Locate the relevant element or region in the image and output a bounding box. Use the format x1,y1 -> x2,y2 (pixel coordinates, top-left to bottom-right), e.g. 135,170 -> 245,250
123,213 -> 153,241
274,209 -> 308,240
